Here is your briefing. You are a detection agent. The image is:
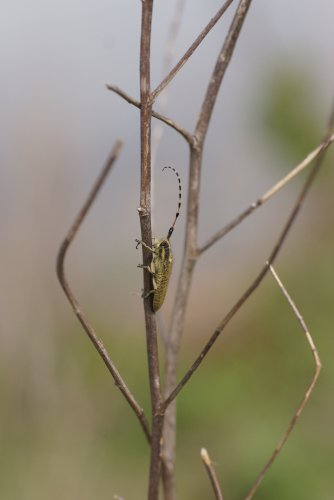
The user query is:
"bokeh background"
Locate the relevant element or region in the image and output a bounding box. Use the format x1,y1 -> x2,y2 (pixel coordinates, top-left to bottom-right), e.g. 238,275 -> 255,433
1,1 -> 334,498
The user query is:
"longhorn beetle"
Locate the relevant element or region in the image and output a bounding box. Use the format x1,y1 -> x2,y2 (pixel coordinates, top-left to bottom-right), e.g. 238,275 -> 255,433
135,166 -> 182,312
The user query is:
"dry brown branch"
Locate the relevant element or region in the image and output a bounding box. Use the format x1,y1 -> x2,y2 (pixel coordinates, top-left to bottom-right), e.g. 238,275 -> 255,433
198,132 -> 334,254
195,0 -> 253,144
201,448 -> 224,500
163,98 -> 334,409
138,3 -> 164,500
244,265 -> 322,499
106,84 -> 193,144
56,140 -> 151,443
151,0 -> 235,102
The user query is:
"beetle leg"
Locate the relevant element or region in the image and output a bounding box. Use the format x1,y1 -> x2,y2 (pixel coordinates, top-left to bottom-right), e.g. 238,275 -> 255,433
141,288 -> 155,299
137,263 -> 156,277
141,263 -> 157,299
135,239 -> 155,252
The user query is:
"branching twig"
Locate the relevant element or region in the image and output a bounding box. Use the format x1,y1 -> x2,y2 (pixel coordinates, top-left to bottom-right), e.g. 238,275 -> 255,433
56,140 -> 151,443
151,0 -> 235,102
244,265 -> 322,499
163,98 -> 334,409
195,0 -> 253,145
201,448 -> 224,500
106,84 -> 193,144
198,133 -> 334,255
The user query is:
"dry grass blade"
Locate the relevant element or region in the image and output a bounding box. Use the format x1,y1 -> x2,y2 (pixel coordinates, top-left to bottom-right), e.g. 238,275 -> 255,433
56,140 -> 151,443
201,448 -> 224,500
244,264 -> 322,499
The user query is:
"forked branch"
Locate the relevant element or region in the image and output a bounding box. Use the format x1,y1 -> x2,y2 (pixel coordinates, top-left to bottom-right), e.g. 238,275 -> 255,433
195,0 -> 253,144
56,140 -> 151,443
244,265 -> 321,499
106,83 -> 193,144
163,99 -> 334,409
151,0 -> 235,102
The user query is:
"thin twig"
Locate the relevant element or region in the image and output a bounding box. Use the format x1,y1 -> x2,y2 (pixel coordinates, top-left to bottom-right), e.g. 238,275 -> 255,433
198,132 -> 334,254
163,98 -> 334,409
106,84 -> 193,144
201,448 -> 224,500
56,140 -> 151,443
151,0 -> 235,102
195,0 -> 253,144
151,0 -> 187,169
244,265 -> 322,499
139,3 -> 164,500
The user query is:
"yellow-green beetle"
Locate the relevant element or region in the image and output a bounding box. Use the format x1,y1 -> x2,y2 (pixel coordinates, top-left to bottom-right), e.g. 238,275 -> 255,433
136,166 -> 181,312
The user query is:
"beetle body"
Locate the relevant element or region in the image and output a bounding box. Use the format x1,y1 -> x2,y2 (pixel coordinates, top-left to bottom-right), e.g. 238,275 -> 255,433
136,166 -> 181,312
136,237 -> 174,312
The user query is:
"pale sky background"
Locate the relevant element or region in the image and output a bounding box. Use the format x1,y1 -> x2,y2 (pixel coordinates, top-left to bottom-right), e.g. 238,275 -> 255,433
1,0 -> 334,350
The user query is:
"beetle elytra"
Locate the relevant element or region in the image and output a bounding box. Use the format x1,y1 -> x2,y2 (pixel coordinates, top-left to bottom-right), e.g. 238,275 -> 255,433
136,166 -> 182,312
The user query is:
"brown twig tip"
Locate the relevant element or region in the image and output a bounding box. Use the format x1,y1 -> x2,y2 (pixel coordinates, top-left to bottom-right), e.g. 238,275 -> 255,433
201,448 -> 224,500
200,447 -> 211,465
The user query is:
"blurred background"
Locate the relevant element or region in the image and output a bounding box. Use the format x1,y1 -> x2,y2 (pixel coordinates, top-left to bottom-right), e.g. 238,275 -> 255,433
1,1 -> 334,498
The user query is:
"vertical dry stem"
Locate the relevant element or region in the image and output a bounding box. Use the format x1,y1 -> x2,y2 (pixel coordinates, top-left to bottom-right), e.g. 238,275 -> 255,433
139,2 -> 164,499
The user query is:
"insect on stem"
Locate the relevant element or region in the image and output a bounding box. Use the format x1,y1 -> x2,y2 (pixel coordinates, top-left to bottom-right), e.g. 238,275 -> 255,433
136,166 -> 182,311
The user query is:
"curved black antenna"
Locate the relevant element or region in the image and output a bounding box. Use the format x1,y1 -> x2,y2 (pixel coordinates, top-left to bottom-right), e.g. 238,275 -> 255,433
162,166 -> 182,240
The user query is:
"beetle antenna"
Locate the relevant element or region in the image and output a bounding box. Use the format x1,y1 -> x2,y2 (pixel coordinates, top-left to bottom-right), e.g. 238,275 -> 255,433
163,166 -> 182,240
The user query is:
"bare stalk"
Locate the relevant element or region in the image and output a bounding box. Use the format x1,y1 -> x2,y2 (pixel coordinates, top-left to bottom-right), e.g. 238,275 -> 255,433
161,2 -> 253,496
244,265 -> 322,499
56,140 -> 151,443
139,2 -> 164,500
201,448 -> 224,500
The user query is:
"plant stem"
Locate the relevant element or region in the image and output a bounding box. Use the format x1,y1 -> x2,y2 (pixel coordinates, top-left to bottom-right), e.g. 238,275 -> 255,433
139,2 -> 164,499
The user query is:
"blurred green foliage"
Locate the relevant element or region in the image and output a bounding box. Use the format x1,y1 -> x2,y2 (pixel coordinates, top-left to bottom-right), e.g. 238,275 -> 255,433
260,65 -> 324,163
